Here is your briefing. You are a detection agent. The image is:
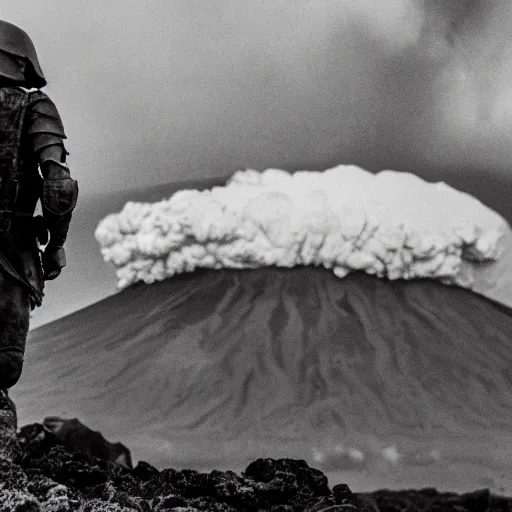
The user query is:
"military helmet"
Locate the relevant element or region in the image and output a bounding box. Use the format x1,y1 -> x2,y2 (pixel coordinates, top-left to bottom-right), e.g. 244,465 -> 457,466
0,20 -> 46,88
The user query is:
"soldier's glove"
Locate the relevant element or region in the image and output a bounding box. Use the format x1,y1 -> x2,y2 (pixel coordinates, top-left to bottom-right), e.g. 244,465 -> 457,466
42,245 -> 66,280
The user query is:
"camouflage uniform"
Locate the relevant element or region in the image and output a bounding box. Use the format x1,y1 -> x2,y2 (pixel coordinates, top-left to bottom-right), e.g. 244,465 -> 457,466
0,21 -> 78,390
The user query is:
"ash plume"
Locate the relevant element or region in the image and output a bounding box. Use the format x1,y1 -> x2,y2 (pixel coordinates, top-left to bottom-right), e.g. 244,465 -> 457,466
95,165 -> 506,290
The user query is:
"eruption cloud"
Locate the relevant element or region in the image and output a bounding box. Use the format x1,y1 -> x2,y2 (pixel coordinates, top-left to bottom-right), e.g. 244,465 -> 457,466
95,165 -> 506,291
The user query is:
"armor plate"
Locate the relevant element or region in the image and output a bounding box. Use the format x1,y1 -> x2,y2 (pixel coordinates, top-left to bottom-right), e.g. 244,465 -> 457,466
42,177 -> 78,216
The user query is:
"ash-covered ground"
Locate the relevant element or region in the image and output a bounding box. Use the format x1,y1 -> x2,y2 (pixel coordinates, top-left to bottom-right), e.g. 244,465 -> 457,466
1,417 -> 510,512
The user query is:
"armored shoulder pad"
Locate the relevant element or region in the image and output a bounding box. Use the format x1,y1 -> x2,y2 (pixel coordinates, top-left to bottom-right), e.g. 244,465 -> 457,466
26,91 -> 66,138
32,133 -> 67,154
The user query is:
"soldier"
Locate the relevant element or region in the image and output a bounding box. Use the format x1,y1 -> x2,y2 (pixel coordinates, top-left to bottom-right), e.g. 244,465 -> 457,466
0,20 -> 78,397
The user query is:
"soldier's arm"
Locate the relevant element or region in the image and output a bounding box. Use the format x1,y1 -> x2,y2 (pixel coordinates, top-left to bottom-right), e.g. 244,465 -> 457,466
27,92 -> 79,279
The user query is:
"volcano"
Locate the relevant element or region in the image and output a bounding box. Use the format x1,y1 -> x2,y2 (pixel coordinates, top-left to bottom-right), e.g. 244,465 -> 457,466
11,264 -> 512,494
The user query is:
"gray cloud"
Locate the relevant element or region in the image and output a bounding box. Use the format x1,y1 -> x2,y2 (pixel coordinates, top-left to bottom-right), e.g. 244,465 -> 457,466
4,1 -> 512,202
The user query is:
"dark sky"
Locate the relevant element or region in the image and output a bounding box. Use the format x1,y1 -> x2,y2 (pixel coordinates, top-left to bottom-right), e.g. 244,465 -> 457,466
5,1 -> 512,199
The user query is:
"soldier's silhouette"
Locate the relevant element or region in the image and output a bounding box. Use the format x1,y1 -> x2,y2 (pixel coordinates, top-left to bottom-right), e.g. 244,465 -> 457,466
0,21 -> 78,395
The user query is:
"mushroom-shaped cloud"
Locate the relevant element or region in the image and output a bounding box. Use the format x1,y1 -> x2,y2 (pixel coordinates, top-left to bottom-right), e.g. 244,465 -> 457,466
95,165 -> 507,291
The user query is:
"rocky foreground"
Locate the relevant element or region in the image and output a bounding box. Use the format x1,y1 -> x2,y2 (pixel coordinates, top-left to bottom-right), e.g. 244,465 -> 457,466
0,420 -> 510,512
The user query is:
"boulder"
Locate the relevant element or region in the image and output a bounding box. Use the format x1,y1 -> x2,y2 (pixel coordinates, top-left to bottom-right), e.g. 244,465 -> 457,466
42,416 -> 133,469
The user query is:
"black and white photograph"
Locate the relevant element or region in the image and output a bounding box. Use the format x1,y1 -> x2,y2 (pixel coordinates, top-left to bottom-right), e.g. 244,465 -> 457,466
1,1 -> 512,510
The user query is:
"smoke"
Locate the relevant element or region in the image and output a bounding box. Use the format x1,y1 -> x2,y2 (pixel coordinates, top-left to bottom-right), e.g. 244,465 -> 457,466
95,165 -> 506,290
4,1 -> 512,201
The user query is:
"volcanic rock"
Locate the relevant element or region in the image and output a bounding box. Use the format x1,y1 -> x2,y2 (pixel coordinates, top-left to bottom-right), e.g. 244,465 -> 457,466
1,420 -> 512,511
43,416 -> 133,468
0,389 -> 22,461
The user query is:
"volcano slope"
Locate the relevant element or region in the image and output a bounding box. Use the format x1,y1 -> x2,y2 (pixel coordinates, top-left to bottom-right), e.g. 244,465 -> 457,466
11,267 -> 512,494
